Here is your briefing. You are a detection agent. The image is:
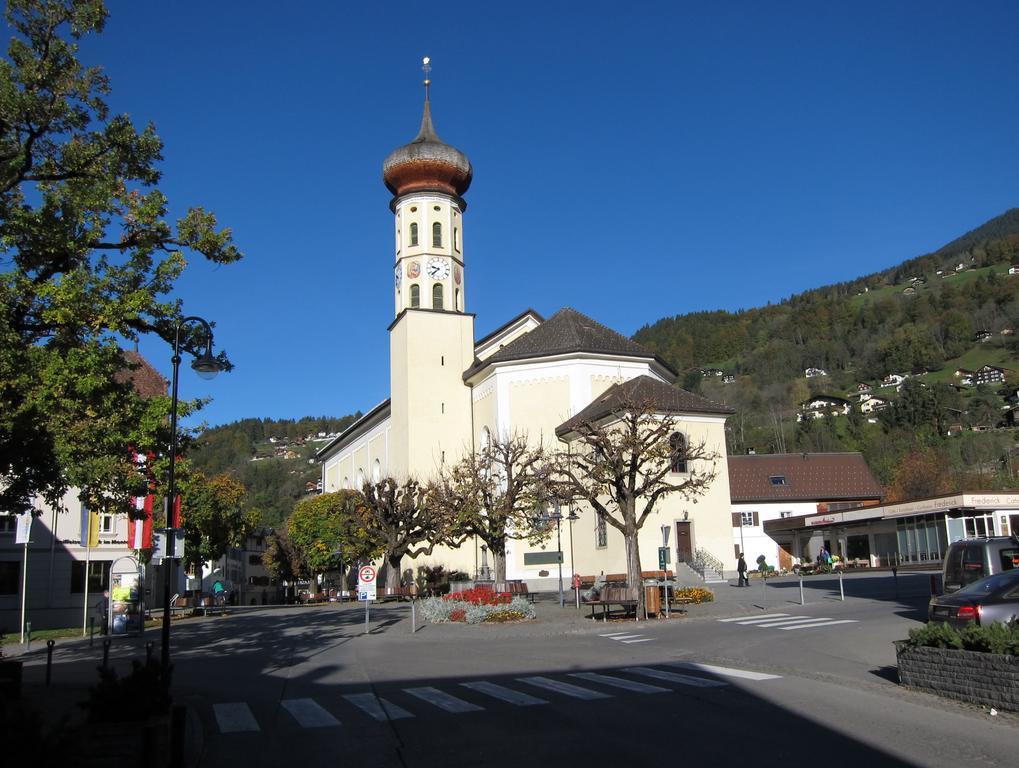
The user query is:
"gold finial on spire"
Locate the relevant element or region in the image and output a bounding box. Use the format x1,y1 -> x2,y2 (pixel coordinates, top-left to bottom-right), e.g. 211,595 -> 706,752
422,56 -> 431,101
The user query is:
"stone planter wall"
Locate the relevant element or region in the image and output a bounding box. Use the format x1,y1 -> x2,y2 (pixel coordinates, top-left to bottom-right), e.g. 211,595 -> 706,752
895,641 -> 1019,711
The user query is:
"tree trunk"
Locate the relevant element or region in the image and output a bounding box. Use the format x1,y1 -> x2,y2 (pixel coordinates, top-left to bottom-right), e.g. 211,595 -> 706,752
493,551 -> 507,583
625,528 -> 644,617
195,562 -> 203,600
385,553 -> 402,590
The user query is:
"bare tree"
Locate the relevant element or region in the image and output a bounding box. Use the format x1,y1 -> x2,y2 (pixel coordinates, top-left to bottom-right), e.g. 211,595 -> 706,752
360,478 -> 457,590
553,383 -> 721,616
432,432 -> 552,582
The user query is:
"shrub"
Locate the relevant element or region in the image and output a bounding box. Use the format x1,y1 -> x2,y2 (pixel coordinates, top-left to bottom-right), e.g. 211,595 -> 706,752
905,619 -> 1018,655
674,587 -> 715,603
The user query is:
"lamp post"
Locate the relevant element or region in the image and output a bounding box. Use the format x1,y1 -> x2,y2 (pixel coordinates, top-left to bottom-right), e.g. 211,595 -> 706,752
567,507 -> 579,609
160,316 -> 223,691
551,502 -> 565,608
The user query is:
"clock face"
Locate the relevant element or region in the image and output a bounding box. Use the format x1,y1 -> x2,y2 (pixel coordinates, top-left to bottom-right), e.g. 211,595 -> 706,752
427,257 -> 450,280
394,264 -> 402,287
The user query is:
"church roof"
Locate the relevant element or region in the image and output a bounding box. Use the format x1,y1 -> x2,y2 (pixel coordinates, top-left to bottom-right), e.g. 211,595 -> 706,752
555,375 -> 733,438
115,350 -> 167,399
383,92 -> 472,201
464,307 -> 676,380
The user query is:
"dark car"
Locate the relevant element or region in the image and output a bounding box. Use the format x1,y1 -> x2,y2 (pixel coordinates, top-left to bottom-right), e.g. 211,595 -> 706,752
941,535 -> 1019,594
928,569 -> 1019,629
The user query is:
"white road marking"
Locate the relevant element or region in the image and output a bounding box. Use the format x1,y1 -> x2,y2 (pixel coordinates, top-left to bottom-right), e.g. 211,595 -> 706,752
343,692 -> 414,721
405,686 -> 484,713
281,698 -> 340,728
598,633 -> 631,637
461,681 -> 547,706
621,638 -> 655,644
624,667 -> 727,688
780,619 -> 858,630
718,613 -> 791,624
665,662 -> 782,681
569,672 -> 669,694
213,702 -> 260,733
518,676 -> 612,700
610,634 -> 644,640
753,617 -> 833,627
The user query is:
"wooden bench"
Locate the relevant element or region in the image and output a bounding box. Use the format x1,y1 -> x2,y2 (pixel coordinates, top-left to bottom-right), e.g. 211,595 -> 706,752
381,586 -> 418,601
494,581 -> 534,603
583,585 -> 638,621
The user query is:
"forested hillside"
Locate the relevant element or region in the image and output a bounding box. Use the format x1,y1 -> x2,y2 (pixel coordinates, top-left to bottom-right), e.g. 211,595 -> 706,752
634,208 -> 1019,496
190,415 -> 359,526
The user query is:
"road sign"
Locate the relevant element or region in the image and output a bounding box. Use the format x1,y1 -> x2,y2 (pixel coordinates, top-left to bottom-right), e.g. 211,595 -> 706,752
358,565 -> 377,601
658,546 -> 671,569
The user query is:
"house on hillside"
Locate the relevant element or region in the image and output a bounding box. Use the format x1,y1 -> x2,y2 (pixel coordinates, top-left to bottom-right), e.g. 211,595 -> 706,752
797,395 -> 851,421
853,382 -> 871,394
974,365 -> 1007,385
974,330 -> 993,343
1009,265 -> 1019,276
883,373 -> 906,387
859,395 -> 890,414
722,374 -> 736,384
728,453 -> 884,571
902,286 -> 916,296
805,367 -> 828,378
701,367 -> 723,377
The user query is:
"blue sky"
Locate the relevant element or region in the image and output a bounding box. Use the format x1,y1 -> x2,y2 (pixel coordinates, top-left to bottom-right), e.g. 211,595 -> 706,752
72,2 -> 1019,429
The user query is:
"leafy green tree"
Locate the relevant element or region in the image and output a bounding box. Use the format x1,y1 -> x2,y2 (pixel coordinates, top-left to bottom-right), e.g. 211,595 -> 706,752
0,0 -> 240,514
287,490 -> 370,579
262,527 -> 302,583
180,471 -> 258,591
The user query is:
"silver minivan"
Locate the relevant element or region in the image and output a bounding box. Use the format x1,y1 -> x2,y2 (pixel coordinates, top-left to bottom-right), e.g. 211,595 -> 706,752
941,536 -> 1019,594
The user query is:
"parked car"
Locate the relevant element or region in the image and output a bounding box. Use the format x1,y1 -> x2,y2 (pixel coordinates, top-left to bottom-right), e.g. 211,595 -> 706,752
928,569 -> 1019,628
941,535 -> 1019,594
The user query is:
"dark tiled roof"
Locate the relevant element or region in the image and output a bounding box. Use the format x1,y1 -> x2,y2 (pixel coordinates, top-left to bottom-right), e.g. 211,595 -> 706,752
465,307 -> 675,380
728,453 -> 884,503
555,375 -> 734,437
116,351 -> 168,399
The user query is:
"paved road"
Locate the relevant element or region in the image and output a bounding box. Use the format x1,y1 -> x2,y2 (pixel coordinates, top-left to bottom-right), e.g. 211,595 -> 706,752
15,571 -> 1016,767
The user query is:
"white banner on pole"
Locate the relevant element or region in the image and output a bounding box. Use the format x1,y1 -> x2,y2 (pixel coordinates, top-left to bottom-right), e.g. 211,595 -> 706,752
15,512 -> 33,544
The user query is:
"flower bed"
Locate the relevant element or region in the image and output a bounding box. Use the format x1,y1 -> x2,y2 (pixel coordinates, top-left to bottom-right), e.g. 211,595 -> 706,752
674,586 -> 714,604
421,587 -> 535,624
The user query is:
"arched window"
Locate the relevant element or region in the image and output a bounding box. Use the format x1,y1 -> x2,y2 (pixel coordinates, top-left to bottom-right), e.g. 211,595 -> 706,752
410,284 -> 420,308
432,222 -> 442,247
409,222 -> 418,247
432,283 -> 444,309
455,289 -> 460,310
356,468 -> 365,489
669,432 -> 687,473
454,226 -> 460,252
372,459 -> 381,483
343,476 -> 349,490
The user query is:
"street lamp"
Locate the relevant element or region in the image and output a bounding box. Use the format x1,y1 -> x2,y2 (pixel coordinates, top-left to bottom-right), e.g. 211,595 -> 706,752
160,316 -> 223,691
550,502 -> 565,608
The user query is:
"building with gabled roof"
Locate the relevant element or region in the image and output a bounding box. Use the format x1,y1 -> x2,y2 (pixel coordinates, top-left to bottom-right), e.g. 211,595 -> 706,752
316,75 -> 737,587
728,452 -> 884,571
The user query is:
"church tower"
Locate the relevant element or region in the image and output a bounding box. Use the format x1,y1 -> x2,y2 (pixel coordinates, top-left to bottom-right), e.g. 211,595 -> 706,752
383,60 -> 476,480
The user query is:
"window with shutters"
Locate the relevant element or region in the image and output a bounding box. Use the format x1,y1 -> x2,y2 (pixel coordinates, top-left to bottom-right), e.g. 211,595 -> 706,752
741,511 -> 757,527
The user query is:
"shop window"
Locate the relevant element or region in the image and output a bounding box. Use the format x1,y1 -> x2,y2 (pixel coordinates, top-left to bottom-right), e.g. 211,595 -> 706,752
70,560 -> 110,594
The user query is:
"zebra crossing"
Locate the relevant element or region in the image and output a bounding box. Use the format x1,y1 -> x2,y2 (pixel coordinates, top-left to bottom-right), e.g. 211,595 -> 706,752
208,662 -> 777,735
599,631 -> 655,644
717,613 -> 859,631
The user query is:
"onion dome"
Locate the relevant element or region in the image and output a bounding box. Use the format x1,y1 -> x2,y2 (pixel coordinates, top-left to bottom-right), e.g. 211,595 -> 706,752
383,72 -> 472,201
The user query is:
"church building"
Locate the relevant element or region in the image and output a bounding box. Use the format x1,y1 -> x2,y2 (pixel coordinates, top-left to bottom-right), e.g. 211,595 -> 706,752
317,71 -> 736,586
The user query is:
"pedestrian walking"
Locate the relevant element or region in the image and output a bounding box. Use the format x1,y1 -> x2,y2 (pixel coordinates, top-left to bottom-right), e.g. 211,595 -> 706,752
737,553 -> 749,587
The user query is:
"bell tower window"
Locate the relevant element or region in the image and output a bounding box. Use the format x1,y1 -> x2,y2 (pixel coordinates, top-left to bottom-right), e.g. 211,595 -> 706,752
432,283 -> 444,310
432,222 -> 442,248
454,226 -> 459,252
410,222 -> 418,247
410,284 -> 420,308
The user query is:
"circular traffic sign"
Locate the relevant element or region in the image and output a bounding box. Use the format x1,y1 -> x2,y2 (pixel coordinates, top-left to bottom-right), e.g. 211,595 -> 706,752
358,565 -> 376,583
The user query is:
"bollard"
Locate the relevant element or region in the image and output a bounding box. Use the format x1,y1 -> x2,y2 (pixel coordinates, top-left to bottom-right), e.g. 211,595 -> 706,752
89,616 -> 95,647
799,577 -> 805,606
46,640 -> 55,686
761,573 -> 766,608
411,600 -> 416,634
839,570 -> 844,601
25,621 -> 31,651
146,640 -> 154,662
102,638 -> 111,670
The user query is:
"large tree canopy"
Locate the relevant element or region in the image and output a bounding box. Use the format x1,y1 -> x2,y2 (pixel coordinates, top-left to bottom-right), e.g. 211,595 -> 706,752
0,0 -> 240,513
